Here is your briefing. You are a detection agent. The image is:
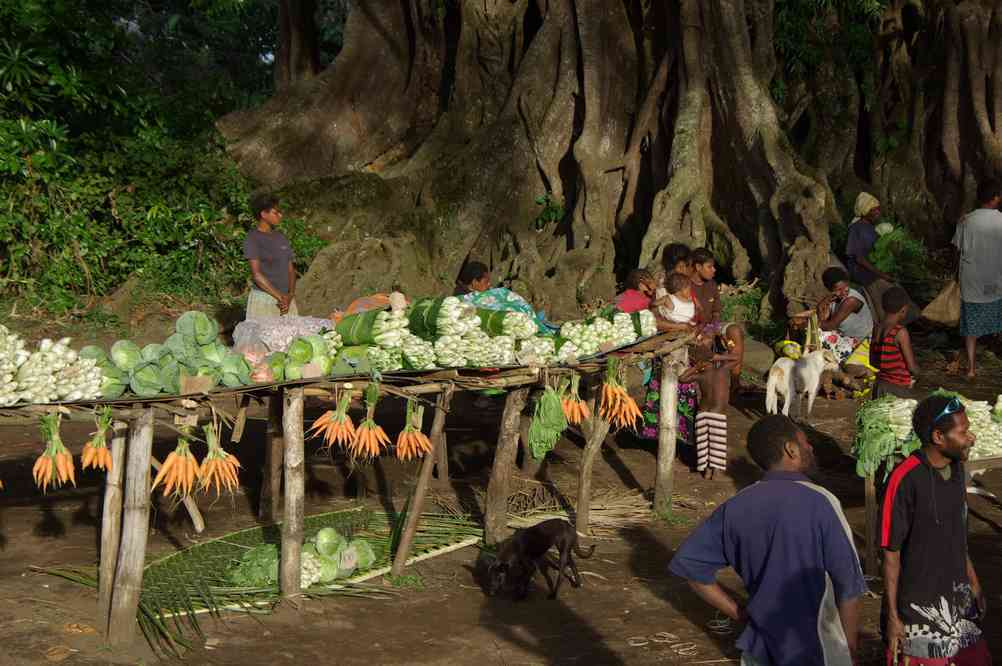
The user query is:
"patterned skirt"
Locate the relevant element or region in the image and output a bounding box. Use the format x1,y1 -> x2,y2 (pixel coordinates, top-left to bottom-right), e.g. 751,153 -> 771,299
640,359 -> 697,445
960,299 -> 1002,338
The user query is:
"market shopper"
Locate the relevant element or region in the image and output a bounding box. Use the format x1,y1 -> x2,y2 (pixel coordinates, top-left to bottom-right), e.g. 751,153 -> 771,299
953,178 -> 1002,379
880,395 -> 990,665
669,415 -> 865,665
244,193 -> 298,319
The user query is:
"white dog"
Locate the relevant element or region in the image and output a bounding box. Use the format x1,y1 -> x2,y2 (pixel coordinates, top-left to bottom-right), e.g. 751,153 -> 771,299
765,350 -> 839,419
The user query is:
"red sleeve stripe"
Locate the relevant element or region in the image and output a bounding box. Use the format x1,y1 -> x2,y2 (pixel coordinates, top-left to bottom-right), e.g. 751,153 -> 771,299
880,455 -> 921,548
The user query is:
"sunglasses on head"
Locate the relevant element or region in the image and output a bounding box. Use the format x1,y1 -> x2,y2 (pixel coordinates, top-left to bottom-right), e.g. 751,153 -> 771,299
933,397 -> 963,425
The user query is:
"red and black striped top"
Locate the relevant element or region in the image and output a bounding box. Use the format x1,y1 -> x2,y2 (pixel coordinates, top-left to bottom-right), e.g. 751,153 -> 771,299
875,325 -> 911,386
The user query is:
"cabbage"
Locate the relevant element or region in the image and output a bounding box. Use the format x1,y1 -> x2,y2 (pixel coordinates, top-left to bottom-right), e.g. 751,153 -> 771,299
286,337 -> 313,365
129,361 -> 163,397
349,538 -> 376,570
337,544 -> 359,578
317,555 -> 340,583
227,544 -> 279,587
79,345 -> 109,364
304,334 -> 329,360
315,354 -> 333,376
220,353 -> 252,387
267,352 -> 286,382
875,222 -> 894,236
110,340 -> 143,372
175,311 -> 219,345
315,527 -> 346,557
159,360 -> 181,395
165,333 -> 201,363
303,542 -> 320,558
285,362 -> 304,381
194,365 -> 221,386
100,365 -> 128,399
200,341 -> 228,365
141,343 -> 166,363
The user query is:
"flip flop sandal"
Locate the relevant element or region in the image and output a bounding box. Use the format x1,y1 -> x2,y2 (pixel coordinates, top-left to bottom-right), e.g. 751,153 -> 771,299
650,632 -> 678,643
627,637 -> 650,648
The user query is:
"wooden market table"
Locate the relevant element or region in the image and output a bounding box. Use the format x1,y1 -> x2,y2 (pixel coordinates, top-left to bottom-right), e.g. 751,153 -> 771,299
862,454 -> 1002,575
0,331 -> 692,647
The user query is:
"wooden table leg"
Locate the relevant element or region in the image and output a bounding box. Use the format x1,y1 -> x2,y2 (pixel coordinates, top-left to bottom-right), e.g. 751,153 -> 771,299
432,389 -> 454,488
865,472 -> 877,576
519,413 -> 544,478
98,421 -> 128,636
107,408 -> 154,646
654,361 -> 679,519
260,390 -> 284,522
281,387 -> 305,599
391,385 -> 454,576
485,387 -> 529,546
576,394 -> 611,538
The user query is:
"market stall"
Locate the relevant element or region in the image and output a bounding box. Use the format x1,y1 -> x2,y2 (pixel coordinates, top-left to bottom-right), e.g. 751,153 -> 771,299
0,305 -> 692,647
852,392 -> 1002,575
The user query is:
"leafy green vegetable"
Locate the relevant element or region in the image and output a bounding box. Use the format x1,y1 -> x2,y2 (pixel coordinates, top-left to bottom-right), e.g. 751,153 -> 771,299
110,340 -> 143,372
868,227 -> 928,284
287,338 -> 313,365
130,361 -> 164,397
350,539 -> 376,570
200,341 -> 228,365
315,527 -> 346,557
852,396 -> 919,479
165,333 -> 201,364
141,343 -> 166,363
176,311 -> 219,346
528,386 -> 568,459
100,365 -> 128,399
79,345 -> 109,364
267,352 -> 286,382
227,544 -> 279,587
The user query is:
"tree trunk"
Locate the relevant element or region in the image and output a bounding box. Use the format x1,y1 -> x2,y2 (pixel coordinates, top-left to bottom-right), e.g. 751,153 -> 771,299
220,0 -> 996,318
275,0 -> 321,91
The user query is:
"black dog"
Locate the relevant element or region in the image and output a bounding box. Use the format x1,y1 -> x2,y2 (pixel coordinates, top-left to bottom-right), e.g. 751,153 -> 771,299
487,519 -> 595,600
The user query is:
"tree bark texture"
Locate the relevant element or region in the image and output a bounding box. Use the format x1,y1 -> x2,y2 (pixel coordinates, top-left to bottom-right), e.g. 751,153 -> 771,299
221,0 -> 999,318
275,0 -> 321,91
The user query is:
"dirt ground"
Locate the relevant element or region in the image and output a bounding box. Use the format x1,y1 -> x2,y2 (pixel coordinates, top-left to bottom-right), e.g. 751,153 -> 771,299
0,358 -> 1000,665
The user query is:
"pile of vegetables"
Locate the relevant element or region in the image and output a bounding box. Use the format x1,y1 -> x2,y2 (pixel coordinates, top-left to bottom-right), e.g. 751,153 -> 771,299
527,385 -> 568,459
226,527 -> 377,589
852,390 -> 1002,479
867,225 -> 928,286
0,325 -> 103,406
599,358 -> 643,430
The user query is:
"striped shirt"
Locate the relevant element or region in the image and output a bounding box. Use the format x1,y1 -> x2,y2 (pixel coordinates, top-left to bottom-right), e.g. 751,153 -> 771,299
873,325 -> 910,386
669,472 -> 867,665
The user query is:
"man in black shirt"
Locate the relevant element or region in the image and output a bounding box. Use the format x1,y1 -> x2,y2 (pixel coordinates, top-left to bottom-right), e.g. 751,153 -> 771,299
880,395 -> 990,665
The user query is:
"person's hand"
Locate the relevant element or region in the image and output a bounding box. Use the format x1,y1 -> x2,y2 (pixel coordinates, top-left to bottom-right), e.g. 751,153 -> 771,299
886,614 -> 905,661
974,583 -> 987,621
278,294 -> 291,315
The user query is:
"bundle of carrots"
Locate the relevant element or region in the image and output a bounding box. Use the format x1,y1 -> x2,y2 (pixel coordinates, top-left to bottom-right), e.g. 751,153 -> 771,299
396,400 -> 433,461
307,391 -> 355,452
152,431 -> 201,497
199,422 -> 241,494
349,383 -> 390,460
82,406 -> 114,473
560,374 -> 590,425
33,413 -> 75,492
599,357 -> 642,430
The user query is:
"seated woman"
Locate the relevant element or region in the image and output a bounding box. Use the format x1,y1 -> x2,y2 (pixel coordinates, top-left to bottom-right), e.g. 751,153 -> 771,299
797,267 -> 874,369
453,261 -> 558,333
688,248 -> 747,395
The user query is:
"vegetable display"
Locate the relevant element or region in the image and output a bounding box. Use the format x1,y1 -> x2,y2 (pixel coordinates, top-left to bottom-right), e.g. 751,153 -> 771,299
349,383 -> 390,460
527,385 -> 568,459
396,400 -> 433,460
308,391 -> 356,452
198,421 -> 241,494
599,358 -> 643,430
34,413 -> 75,492
867,226 -> 928,286
561,375 -> 590,425
81,407 -> 114,473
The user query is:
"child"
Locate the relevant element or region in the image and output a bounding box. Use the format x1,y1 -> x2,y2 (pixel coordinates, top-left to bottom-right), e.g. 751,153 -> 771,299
870,286 -> 920,399
655,272 -> 697,325
616,269 -> 655,313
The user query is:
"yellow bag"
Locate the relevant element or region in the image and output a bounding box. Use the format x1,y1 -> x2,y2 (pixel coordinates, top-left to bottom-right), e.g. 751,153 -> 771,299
921,280 -> 961,327
845,339 -> 877,373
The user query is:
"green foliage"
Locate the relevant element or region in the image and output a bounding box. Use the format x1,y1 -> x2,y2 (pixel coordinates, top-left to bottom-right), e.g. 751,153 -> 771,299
532,193 -> 565,232
868,226 -> 929,285
0,0 -> 327,314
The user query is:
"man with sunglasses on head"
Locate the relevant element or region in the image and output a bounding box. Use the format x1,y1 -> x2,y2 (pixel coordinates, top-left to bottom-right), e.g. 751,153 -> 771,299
880,395 -> 990,665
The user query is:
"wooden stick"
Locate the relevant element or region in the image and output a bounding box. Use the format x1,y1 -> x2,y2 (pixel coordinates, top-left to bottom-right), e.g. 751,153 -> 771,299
575,395 -> 611,537
864,473 -> 877,576
391,385 -> 454,576
654,360 -> 680,518
97,420 -> 127,636
431,388 -> 454,488
484,387 -> 530,545
280,387 -> 305,599
107,408 -> 154,646
229,394 -> 250,444
260,391 -> 284,522
150,456 -> 205,534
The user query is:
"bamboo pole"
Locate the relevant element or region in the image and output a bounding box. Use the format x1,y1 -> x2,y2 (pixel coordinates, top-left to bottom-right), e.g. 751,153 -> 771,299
280,387 -> 305,599
518,413 -> 544,477
391,385 -> 454,576
107,408 -> 154,646
484,387 -> 530,545
97,420 -> 128,636
260,390 -> 284,522
431,388 -> 454,488
575,394 -> 611,537
654,360 -> 679,518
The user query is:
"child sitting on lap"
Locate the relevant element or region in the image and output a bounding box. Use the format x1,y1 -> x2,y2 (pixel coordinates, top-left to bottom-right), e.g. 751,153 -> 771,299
616,269 -> 656,314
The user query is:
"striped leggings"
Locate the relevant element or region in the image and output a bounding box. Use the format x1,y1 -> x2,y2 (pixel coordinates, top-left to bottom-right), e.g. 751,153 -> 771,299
695,411 -> 728,472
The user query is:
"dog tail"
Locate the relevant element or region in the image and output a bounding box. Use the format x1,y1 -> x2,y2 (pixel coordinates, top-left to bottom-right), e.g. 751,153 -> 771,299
765,367 -> 780,414
574,544 -> 596,559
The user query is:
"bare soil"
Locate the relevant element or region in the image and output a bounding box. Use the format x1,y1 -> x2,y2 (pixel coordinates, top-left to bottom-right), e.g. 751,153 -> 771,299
0,357 -> 1000,665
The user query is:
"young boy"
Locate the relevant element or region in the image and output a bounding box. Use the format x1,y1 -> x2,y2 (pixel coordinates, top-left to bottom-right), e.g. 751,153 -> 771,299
616,269 -> 656,313
656,272 -> 697,325
870,286 -> 920,399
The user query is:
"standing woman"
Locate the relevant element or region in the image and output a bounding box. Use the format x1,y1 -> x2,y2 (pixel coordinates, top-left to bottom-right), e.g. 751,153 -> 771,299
244,193 -> 298,320
954,178 -> 1002,379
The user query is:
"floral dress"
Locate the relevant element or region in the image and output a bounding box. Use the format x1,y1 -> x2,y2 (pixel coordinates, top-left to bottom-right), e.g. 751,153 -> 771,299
640,358 -> 697,446
460,287 -> 559,334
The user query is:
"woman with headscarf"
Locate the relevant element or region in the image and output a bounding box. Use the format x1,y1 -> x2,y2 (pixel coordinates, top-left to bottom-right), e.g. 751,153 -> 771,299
844,192 -> 919,324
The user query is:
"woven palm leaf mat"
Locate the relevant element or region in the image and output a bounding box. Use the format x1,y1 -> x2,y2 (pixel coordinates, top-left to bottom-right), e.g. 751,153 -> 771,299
42,506 -> 482,654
